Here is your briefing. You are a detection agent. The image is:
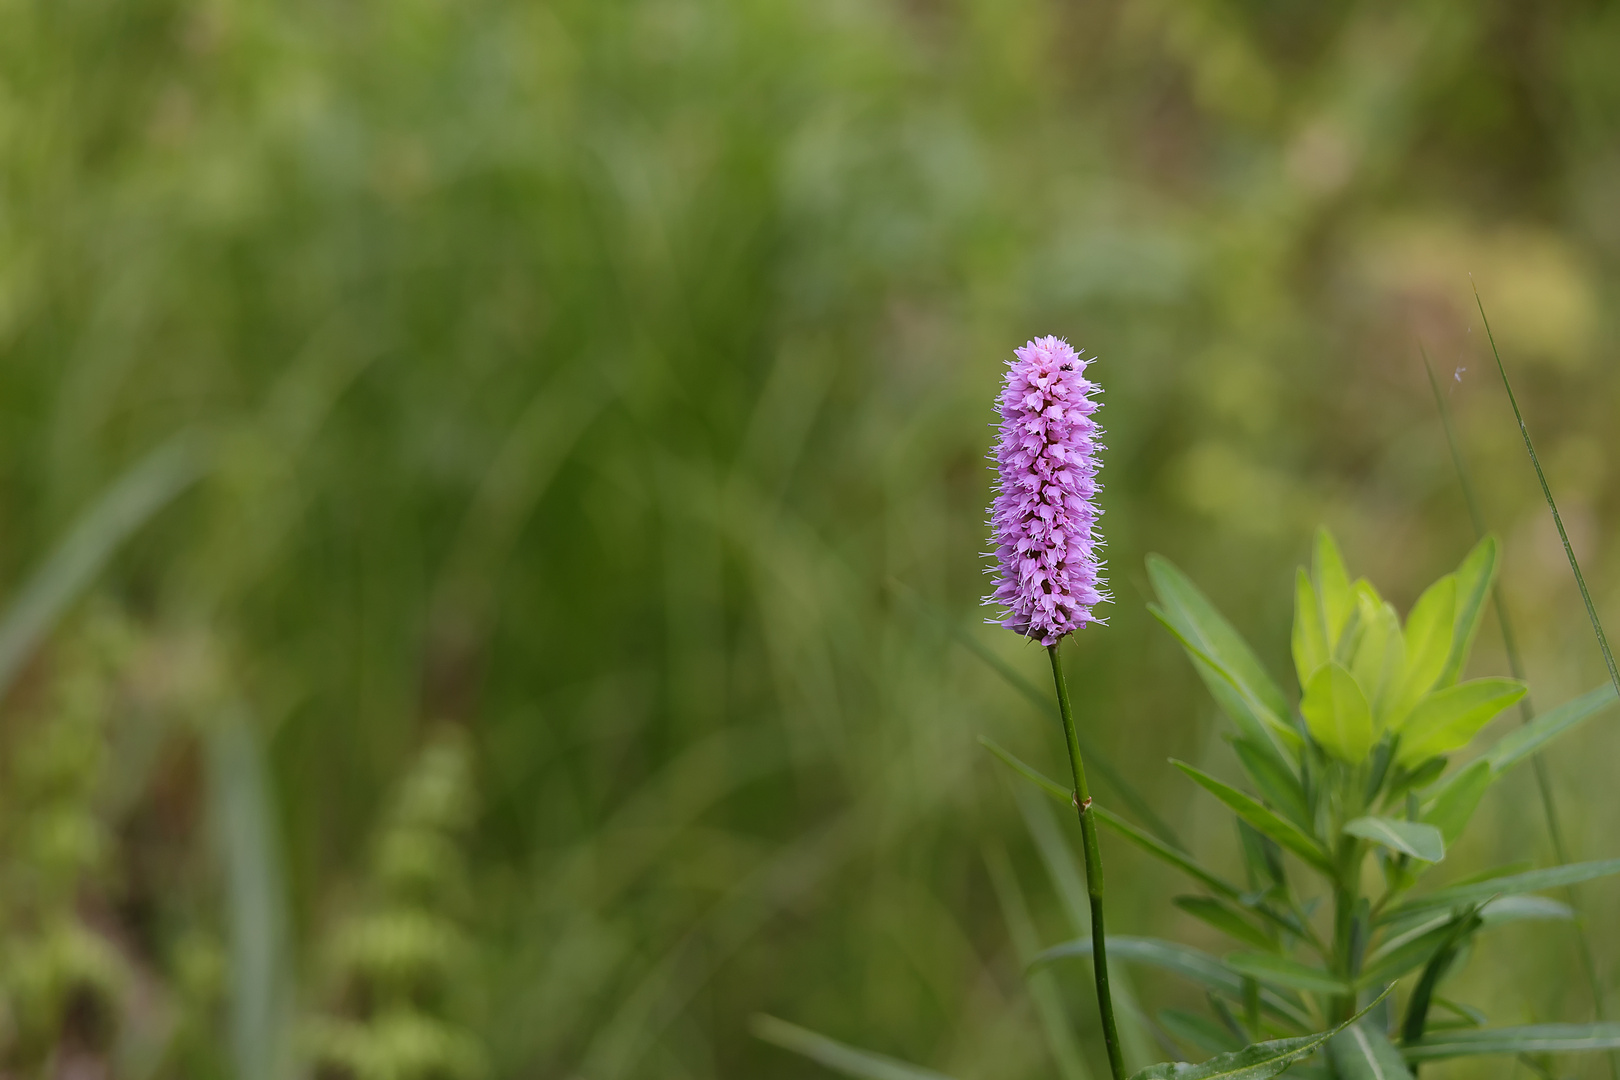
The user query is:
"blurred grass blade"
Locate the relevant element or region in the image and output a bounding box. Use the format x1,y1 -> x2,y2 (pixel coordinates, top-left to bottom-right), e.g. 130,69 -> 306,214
985,841 -> 1095,1080
979,737 -> 1246,903
1476,286 -> 1620,703
1425,337 -> 1614,1074
1404,1024 -> 1620,1061
1488,684 -> 1618,773
209,704 -> 294,1080
0,433 -> 206,699
752,1015 -> 959,1080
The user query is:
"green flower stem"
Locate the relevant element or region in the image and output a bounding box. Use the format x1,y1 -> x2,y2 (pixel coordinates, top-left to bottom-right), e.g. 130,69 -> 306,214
1048,643 -> 1127,1080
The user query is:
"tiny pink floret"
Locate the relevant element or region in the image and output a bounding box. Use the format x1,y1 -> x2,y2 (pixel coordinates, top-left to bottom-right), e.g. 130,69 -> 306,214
985,336 -> 1108,645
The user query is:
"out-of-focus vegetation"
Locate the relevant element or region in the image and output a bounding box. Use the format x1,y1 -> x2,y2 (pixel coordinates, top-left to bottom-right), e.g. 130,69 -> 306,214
1,0 -> 1618,1076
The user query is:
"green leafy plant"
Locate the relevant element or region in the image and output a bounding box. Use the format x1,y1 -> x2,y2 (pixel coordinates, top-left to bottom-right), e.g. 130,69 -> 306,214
1009,528 -> 1620,1076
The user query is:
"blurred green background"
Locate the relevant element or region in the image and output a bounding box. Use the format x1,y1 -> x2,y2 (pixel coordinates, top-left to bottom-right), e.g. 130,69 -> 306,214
2,0 -> 1619,1076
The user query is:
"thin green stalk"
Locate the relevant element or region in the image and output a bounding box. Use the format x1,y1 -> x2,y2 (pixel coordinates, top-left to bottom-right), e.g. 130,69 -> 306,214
1049,643 -> 1126,1080
1472,290 -> 1620,1080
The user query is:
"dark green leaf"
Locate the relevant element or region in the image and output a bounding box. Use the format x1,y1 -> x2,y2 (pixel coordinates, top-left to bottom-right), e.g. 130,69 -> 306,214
1343,816 -> 1444,863
752,1015 -> 957,1080
1382,859 -> 1620,922
1327,1022 -> 1412,1080
1225,952 -> 1350,996
1032,936 -> 1313,1030
1404,1024 -> 1620,1061
1419,761 -> 1491,845
1160,1009 -> 1244,1055
1173,761 -> 1332,873
1175,896 -> 1274,952
1230,739 -> 1312,832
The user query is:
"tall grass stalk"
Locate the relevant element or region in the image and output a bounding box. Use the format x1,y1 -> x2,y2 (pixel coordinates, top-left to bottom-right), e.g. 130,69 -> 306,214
1469,291 -> 1620,1080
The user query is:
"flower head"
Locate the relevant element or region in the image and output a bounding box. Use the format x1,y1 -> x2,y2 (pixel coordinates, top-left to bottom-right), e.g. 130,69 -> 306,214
985,336 -> 1108,645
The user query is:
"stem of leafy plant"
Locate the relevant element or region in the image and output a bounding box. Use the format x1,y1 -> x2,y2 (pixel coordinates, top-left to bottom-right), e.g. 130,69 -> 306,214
1450,303 -> 1620,1080
1048,643 -> 1127,1080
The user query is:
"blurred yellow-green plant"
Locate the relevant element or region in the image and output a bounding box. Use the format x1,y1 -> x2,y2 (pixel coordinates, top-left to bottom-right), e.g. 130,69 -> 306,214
3,0 -> 1620,1077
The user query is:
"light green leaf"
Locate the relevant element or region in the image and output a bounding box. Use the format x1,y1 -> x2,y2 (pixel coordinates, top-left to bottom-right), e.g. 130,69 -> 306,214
1438,536 -> 1497,688
1148,555 -> 1296,755
1404,1024 -> 1620,1061
1300,663 -> 1375,764
1381,858 -> 1620,922
1388,576 -> 1456,731
1349,592 -> 1404,726
1314,528 -> 1356,651
1173,761 -> 1332,872
1292,569 -> 1329,688
753,1016 -> 957,1080
1174,896 -> 1274,952
1230,739 -> 1312,832
1395,679 -> 1527,768
1225,952 -> 1351,996
1344,816 -> 1444,863
1420,760 -> 1491,844
1487,684 -> 1618,774
1129,987 -> 1391,1080
1478,895 -> 1573,926
1327,1022 -> 1413,1080
1032,936 -> 1313,1030
1160,1009 -> 1244,1055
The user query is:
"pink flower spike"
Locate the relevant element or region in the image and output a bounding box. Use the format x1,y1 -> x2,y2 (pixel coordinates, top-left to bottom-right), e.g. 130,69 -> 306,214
984,336 -> 1109,645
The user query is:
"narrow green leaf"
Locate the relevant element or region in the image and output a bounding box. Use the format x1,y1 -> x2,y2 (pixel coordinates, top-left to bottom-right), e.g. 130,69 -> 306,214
1388,576 -> 1456,731
1404,1024 -> 1620,1061
1175,761 -> 1331,872
1314,528 -> 1356,650
1395,678 -> 1527,768
1344,816 -> 1444,863
1230,739 -> 1312,832
1300,663 -> 1375,764
978,737 -> 1248,903
1225,952 -> 1351,996
1359,915 -> 1458,988
1292,569 -> 1329,688
1382,858 -> 1620,922
1438,536 -> 1497,688
1175,896 -> 1274,952
1420,760 -> 1491,845
1487,683 -> 1618,774
1147,555 -> 1297,754
1129,986 -> 1392,1080
752,1016 -> 957,1080
1479,895 -> 1573,925
1327,1022 -> 1413,1080
1032,936 -> 1313,1030
1160,1009 -> 1244,1055
0,434 -> 207,700
1151,605 -> 1302,756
